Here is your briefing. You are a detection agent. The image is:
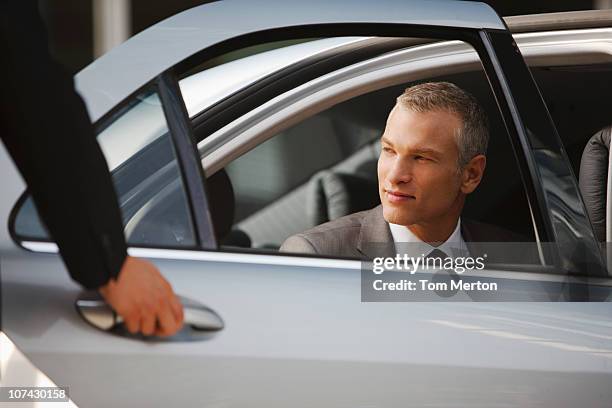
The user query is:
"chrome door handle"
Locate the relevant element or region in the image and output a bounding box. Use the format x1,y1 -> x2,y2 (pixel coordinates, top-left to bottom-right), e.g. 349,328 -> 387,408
75,295 -> 224,341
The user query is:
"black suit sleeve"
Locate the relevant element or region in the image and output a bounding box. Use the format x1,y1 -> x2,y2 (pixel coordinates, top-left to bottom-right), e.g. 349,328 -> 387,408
0,2 -> 127,289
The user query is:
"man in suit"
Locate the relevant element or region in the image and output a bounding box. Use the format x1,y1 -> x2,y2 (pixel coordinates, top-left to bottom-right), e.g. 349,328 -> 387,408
281,82 -> 531,262
0,2 -> 183,336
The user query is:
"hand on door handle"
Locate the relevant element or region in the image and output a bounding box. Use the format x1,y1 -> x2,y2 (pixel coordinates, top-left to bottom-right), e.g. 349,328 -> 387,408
76,295 -> 224,341
98,257 -> 183,337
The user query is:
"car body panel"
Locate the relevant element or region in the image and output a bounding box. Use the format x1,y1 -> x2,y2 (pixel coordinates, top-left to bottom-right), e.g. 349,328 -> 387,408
2,250 -> 612,406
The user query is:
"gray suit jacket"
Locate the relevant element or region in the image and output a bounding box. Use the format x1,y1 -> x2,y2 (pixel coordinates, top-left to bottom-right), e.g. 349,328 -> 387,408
280,205 -> 536,263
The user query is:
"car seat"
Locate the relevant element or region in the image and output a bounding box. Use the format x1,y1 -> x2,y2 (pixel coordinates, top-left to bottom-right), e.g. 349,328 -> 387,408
579,125 -> 611,242
207,169 -> 251,247
307,159 -> 380,225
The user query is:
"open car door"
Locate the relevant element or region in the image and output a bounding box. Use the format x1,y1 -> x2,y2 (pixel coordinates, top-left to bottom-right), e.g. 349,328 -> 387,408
2,1 -> 611,406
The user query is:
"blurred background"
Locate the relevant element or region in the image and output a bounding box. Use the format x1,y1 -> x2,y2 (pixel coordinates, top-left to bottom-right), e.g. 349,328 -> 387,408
40,0 -> 612,74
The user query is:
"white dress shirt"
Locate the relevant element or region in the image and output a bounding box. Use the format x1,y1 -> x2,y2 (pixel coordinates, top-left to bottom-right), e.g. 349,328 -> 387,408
388,218 -> 469,257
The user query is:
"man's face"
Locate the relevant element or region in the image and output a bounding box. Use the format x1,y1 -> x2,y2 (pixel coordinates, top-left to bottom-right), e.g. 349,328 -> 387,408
377,106 -> 465,226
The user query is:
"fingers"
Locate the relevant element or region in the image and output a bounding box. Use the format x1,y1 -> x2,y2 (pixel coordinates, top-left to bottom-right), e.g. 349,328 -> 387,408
159,276 -> 184,333
153,285 -> 183,336
123,310 -> 141,334
140,310 -> 156,336
154,298 -> 181,337
101,256 -> 185,337
170,292 -> 184,325
124,290 -> 182,337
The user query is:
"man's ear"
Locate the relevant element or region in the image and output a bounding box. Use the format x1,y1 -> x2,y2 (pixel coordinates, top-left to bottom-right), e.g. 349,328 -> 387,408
460,154 -> 486,194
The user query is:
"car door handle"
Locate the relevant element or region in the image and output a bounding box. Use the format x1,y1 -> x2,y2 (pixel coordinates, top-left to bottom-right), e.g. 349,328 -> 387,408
75,295 -> 224,340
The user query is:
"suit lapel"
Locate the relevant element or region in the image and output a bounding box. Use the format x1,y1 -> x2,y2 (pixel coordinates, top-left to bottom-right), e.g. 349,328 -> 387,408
461,219 -> 485,257
356,205 -> 395,259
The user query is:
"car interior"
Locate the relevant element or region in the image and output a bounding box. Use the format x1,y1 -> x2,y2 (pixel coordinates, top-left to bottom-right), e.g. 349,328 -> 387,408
211,70 -> 532,252
208,62 -> 612,255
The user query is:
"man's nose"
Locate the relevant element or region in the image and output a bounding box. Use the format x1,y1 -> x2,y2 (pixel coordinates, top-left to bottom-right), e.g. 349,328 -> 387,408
386,158 -> 413,185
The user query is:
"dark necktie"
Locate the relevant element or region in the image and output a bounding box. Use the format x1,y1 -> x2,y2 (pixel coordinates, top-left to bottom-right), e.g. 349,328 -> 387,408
426,248 -> 448,260
427,248 -> 460,298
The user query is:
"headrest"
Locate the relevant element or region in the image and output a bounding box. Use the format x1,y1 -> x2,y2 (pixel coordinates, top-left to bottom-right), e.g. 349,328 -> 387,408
206,169 -> 235,241
579,126 -> 611,242
307,168 -> 379,225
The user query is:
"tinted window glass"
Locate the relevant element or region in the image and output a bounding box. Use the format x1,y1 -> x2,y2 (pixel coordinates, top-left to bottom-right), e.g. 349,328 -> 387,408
13,88 -> 196,248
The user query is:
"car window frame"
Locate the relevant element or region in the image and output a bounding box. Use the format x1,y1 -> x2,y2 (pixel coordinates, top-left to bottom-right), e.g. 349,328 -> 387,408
9,78 -> 216,251
172,24 -> 603,277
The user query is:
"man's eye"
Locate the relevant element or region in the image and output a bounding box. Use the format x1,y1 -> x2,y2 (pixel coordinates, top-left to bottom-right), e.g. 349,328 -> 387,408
415,155 -> 428,161
382,147 -> 394,154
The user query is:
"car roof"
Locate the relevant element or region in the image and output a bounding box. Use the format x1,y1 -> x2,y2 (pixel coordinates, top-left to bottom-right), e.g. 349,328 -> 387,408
75,0 -> 504,123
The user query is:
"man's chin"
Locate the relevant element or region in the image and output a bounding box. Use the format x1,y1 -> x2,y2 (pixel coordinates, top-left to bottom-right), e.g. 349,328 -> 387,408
382,205 -> 416,226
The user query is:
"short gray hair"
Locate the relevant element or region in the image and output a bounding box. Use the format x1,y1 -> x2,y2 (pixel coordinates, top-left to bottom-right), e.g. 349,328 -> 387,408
396,82 -> 489,168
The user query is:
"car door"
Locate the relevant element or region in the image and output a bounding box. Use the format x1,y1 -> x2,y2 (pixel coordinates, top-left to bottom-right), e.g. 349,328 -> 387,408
2,1 -> 612,407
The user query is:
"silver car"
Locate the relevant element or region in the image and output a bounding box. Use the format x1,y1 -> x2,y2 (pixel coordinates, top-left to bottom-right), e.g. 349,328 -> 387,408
2,1 -> 612,406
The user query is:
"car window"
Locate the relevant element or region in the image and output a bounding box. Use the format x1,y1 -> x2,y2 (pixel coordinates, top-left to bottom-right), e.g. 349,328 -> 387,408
199,38 -> 548,271
12,87 -> 197,248
522,63 -> 612,260
220,77 -> 536,241
533,64 -> 612,178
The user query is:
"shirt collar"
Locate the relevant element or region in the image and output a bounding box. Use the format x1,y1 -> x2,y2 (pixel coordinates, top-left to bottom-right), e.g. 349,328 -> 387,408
388,218 -> 468,257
